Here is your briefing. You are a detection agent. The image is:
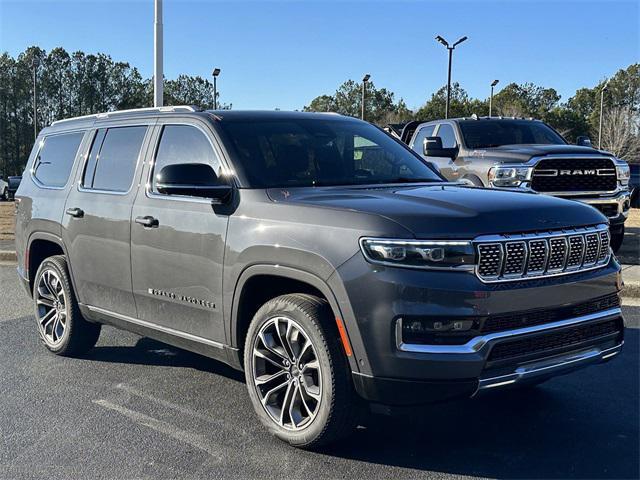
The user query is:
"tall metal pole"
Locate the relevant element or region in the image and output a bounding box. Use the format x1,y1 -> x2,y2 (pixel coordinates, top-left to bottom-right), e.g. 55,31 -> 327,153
361,74 -> 370,120
489,79 -> 499,118
32,62 -> 38,141
213,76 -> 217,110
598,79 -> 609,149
445,47 -> 452,119
153,0 -> 164,107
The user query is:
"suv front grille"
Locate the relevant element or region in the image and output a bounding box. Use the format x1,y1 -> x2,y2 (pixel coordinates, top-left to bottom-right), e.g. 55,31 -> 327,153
475,225 -> 610,283
487,318 -> 622,362
531,157 -> 617,193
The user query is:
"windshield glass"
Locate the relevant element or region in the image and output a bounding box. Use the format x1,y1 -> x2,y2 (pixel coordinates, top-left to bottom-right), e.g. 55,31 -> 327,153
218,118 -> 442,188
459,120 -> 566,149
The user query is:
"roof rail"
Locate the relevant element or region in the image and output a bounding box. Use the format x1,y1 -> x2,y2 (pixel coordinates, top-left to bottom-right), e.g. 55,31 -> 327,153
51,105 -> 202,126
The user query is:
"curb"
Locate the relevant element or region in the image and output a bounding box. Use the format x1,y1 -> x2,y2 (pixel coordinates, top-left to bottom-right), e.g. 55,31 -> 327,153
0,250 -> 16,263
622,282 -> 640,299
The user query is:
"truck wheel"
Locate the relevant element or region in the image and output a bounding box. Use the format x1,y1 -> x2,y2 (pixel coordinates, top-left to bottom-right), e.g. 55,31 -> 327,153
244,294 -> 358,448
33,255 -> 101,356
610,226 -> 625,253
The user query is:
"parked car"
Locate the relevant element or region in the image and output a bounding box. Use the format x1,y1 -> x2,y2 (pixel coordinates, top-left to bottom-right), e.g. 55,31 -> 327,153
0,174 -> 8,201
15,107 -> 624,448
7,176 -> 22,201
630,163 -> 639,208
399,117 -> 632,251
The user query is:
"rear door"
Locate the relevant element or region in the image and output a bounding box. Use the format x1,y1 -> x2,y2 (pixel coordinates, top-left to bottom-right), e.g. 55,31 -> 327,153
130,118 -> 229,344
62,120 -> 154,317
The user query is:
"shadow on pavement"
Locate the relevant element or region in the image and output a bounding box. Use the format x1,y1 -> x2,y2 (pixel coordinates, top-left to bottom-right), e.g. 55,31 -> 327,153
618,226 -> 639,265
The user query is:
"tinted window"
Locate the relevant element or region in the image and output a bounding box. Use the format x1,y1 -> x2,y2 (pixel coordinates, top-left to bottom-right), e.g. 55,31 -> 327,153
82,129 -> 107,188
88,126 -> 147,192
436,124 -> 457,148
459,120 -> 566,149
33,132 -> 84,187
152,125 -> 220,194
219,118 -> 441,188
411,125 -> 436,153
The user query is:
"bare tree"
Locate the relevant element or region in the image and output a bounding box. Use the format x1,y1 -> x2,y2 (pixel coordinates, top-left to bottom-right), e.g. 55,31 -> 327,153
600,106 -> 640,163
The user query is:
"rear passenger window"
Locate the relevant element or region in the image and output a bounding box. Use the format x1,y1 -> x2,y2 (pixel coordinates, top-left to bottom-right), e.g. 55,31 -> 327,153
152,125 -> 220,194
84,126 -> 147,192
33,132 -> 84,187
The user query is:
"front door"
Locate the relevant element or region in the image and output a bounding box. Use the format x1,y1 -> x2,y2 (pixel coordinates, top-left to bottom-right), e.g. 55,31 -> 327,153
430,123 -> 460,180
62,121 -> 153,317
130,120 -> 229,344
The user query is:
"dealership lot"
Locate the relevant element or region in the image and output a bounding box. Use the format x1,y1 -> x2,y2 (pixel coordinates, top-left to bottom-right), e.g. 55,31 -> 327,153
0,265 -> 638,479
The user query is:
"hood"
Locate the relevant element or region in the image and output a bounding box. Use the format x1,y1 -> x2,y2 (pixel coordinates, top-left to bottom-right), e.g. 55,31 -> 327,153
471,144 -> 613,163
268,184 -> 606,238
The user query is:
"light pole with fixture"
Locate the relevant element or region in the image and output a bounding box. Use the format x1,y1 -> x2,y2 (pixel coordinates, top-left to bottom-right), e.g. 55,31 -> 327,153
32,57 -> 40,141
153,0 -> 163,107
361,74 -> 370,120
598,78 -> 610,149
212,68 -> 221,109
489,79 -> 499,117
435,35 -> 468,119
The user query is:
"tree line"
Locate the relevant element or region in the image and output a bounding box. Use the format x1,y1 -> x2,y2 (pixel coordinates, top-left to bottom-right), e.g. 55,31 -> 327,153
0,46 -> 230,176
305,64 -> 640,162
1,45 -> 638,176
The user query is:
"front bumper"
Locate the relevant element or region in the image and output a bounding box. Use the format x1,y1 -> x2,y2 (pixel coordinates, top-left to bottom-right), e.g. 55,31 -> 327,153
334,254 -> 624,406
569,191 -> 631,227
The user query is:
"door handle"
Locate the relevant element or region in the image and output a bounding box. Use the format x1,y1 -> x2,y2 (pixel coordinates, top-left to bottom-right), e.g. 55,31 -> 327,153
135,215 -> 159,228
65,207 -> 84,218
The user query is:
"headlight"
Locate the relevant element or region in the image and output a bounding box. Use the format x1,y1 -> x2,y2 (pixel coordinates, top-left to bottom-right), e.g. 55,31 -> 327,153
616,164 -> 630,186
360,238 -> 475,271
488,166 -> 532,187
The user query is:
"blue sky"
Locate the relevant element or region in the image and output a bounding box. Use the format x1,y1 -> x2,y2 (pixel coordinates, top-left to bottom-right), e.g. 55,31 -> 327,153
0,0 -> 638,110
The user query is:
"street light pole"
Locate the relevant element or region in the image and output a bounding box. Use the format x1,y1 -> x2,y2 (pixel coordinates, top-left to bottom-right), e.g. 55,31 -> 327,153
212,68 -> 221,109
361,74 -> 370,120
598,78 -> 610,149
435,35 -> 468,119
153,0 -> 164,107
32,57 -> 40,141
489,79 -> 499,117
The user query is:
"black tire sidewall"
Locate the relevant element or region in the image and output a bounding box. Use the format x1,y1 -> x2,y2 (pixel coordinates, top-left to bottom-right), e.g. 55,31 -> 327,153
243,295 -> 348,447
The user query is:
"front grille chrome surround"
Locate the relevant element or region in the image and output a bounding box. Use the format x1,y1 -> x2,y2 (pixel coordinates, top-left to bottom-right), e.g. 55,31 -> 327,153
474,224 -> 611,283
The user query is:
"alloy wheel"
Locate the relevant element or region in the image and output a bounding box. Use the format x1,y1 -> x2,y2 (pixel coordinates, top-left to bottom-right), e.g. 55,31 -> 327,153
252,316 -> 322,431
35,269 -> 68,347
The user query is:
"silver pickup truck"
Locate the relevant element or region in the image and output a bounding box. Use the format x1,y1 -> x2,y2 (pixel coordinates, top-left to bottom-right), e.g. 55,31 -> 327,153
394,117 -> 632,251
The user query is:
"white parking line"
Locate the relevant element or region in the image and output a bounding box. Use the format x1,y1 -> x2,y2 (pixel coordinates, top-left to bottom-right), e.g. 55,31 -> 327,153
93,399 -> 225,459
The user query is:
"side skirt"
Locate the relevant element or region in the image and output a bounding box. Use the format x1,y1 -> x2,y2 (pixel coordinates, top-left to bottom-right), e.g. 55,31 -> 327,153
79,303 -> 238,367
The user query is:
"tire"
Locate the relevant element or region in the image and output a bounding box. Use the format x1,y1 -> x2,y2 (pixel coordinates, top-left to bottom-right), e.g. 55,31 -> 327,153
243,294 -> 358,448
610,225 -> 625,253
33,255 -> 101,356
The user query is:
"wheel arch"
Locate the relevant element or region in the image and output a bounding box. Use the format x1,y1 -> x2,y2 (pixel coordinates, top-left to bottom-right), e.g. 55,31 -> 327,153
26,232 -> 74,295
228,265 -> 359,372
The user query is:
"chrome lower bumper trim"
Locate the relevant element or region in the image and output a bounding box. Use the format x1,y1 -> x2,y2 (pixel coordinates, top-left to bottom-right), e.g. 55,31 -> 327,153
396,307 -> 622,354
476,342 -> 623,391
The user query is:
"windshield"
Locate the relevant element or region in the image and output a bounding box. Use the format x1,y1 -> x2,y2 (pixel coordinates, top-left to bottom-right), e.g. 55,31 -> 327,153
459,120 -> 566,149
218,118 -> 442,188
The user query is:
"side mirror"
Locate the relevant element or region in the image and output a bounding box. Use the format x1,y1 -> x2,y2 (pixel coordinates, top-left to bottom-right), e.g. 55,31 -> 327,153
423,136 -> 458,159
576,136 -> 592,147
155,163 -> 232,203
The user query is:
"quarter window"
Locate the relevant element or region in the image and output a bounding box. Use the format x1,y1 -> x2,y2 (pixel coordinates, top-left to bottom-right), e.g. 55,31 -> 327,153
152,125 -> 221,194
436,124 -> 457,148
84,126 -> 147,192
33,132 -> 84,187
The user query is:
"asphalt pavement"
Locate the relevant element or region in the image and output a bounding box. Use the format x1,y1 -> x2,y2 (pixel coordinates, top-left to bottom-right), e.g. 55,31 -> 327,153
0,265 -> 638,480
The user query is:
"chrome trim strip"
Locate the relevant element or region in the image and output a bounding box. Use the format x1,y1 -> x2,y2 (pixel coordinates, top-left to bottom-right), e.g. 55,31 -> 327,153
396,307 -> 622,354
86,305 -> 225,349
477,343 -> 623,390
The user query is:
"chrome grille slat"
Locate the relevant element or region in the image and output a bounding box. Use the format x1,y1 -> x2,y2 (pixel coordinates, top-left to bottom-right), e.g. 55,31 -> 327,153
475,225 -> 610,283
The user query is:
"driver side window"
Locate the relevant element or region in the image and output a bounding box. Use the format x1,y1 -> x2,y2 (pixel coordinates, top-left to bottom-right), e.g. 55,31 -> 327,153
436,124 -> 457,148
152,125 -> 221,194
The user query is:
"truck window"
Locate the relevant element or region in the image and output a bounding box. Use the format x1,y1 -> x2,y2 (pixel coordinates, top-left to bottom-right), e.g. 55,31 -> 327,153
436,124 -> 457,148
151,125 -> 221,194
33,132 -> 84,188
458,120 -> 566,148
84,126 -> 147,192
411,125 -> 436,153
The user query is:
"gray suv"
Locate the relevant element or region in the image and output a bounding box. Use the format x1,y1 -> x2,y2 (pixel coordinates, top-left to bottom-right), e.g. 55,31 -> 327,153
15,107 -> 625,448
